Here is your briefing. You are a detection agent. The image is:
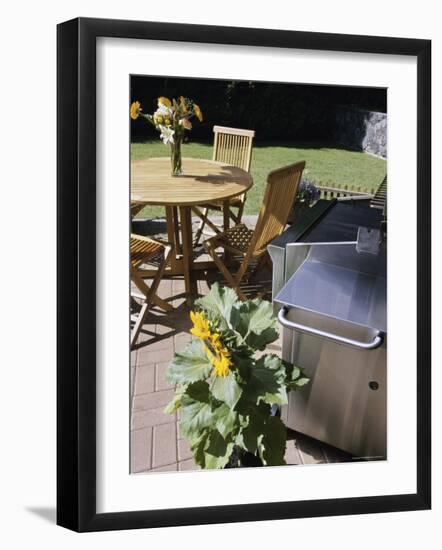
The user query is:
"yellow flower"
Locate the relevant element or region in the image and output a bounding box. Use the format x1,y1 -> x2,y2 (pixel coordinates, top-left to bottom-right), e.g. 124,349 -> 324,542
164,117 -> 171,126
193,103 -> 203,122
179,96 -> 188,114
153,114 -> 164,125
205,341 -> 232,377
130,101 -> 141,120
190,310 -> 232,377
158,96 -> 172,108
190,310 -> 211,340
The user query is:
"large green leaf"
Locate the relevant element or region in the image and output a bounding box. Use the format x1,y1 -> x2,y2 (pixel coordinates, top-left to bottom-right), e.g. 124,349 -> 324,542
211,372 -> 242,408
282,360 -> 310,391
242,356 -> 287,406
238,412 -> 265,454
292,377 -> 310,388
258,416 -> 287,466
186,380 -> 210,403
179,394 -> 213,438
213,404 -> 238,439
166,339 -> 212,385
204,430 -> 234,469
231,299 -> 279,350
195,282 -> 238,329
164,393 -> 182,415
190,430 -> 210,468
164,384 -> 188,415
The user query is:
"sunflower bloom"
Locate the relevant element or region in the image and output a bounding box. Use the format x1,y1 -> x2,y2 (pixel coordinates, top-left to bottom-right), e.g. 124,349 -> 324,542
190,310 -> 211,340
204,332 -> 232,377
212,352 -> 231,377
205,340 -> 232,377
193,103 -> 203,122
158,96 -> 172,108
130,101 -> 141,120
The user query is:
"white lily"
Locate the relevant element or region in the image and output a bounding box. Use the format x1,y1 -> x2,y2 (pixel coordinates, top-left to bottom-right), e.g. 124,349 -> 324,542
155,104 -> 173,117
159,125 -> 175,145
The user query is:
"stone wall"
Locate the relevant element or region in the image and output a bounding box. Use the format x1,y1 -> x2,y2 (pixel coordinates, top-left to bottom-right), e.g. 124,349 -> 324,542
334,105 -> 387,159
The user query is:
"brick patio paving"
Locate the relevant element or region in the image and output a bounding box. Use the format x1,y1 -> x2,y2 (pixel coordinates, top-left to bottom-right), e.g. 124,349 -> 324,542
130,217 -> 352,473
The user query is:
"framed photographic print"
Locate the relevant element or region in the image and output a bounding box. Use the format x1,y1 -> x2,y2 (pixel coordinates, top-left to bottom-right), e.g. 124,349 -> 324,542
57,17 -> 431,532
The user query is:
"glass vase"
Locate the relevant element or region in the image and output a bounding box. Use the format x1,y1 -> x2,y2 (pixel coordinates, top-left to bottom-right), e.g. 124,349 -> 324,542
170,135 -> 183,176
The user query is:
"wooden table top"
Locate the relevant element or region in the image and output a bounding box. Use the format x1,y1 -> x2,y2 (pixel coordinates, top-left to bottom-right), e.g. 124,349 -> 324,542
131,157 -> 253,206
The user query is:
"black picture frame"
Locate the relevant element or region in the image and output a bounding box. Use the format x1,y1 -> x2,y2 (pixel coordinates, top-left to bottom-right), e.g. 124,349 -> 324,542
57,17 -> 431,532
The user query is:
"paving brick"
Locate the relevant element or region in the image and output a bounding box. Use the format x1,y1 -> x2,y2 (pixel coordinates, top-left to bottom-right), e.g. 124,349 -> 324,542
151,463 -> 178,472
284,439 -> 302,465
178,438 -> 193,461
157,279 -> 173,300
142,334 -> 173,352
130,428 -> 152,473
172,279 -> 186,294
177,424 -> 185,440
131,367 -> 135,395
152,423 -> 177,468
155,361 -> 174,391
131,407 -> 175,430
174,332 -> 191,353
134,365 -> 155,395
138,346 -> 174,366
135,323 -> 156,343
132,389 -> 175,411
296,434 -> 327,465
178,459 -> 200,471
155,323 -> 174,336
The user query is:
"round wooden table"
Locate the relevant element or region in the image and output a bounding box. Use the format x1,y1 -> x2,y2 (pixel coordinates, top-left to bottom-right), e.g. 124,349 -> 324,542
131,157 -> 253,301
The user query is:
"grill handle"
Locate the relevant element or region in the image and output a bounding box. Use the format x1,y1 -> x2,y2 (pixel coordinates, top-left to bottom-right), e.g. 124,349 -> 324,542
278,306 -> 384,350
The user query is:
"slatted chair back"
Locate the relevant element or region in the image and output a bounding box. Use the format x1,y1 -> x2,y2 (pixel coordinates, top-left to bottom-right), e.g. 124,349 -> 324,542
212,126 -> 255,172
248,161 -> 305,257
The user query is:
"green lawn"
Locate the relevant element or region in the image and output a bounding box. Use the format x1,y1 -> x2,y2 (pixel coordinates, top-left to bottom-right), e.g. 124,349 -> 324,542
131,140 -> 387,218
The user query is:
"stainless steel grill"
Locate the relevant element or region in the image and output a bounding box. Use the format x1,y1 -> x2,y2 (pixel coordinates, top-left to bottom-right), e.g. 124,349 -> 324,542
271,199 -> 387,459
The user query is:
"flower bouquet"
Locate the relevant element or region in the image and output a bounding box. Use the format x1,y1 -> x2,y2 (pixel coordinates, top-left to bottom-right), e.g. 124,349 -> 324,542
130,96 -> 203,176
165,283 -> 309,469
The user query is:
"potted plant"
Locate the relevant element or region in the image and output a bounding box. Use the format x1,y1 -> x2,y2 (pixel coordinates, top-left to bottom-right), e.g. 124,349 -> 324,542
165,283 -> 309,469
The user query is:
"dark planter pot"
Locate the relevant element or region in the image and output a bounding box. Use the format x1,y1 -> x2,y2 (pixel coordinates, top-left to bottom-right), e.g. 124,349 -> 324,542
225,446 -> 263,468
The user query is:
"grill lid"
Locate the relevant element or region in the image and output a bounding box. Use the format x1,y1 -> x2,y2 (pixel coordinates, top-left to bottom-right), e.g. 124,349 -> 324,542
274,241 -> 386,333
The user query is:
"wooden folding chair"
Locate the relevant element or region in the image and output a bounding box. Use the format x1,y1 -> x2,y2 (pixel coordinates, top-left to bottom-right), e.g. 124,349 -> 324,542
130,234 -> 174,348
203,161 -> 305,300
193,126 -> 255,245
131,201 -> 145,219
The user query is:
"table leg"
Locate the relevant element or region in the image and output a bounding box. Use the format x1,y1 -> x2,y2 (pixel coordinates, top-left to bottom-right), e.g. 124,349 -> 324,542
165,206 -> 180,270
223,200 -> 230,232
179,206 -> 195,304
172,206 -> 181,255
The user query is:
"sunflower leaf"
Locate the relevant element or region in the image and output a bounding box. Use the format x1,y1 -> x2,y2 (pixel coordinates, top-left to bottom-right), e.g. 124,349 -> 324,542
242,356 -> 287,406
166,339 -> 212,385
195,282 -> 239,329
231,299 -> 279,350
211,373 -> 242,408
257,416 -> 287,466
214,404 -> 239,439
179,395 -> 213,438
204,430 -> 234,469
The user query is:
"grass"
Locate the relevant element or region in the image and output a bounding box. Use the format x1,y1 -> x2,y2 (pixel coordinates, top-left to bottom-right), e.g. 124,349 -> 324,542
131,140 -> 387,218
